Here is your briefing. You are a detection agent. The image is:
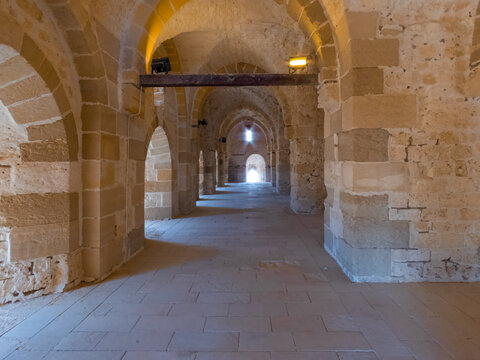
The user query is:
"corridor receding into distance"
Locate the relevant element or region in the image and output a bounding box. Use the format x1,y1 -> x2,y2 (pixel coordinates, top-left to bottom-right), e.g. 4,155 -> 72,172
1,183 -> 479,359
2,0 -> 480,359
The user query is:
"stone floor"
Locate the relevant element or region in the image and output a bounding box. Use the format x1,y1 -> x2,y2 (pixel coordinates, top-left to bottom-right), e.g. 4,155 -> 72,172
1,183 -> 480,359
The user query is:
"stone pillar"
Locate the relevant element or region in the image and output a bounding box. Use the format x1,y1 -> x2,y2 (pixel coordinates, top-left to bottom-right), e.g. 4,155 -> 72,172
270,149 -> 276,188
276,141 -> 290,195
217,145 -> 227,187
203,149 -> 216,195
290,136 -> 325,214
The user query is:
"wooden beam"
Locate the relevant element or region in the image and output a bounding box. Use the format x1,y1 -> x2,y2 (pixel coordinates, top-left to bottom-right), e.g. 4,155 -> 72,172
139,73 -> 318,87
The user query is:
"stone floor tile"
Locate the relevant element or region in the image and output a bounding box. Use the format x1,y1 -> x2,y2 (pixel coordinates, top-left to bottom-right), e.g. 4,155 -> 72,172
287,301 -> 347,316
293,331 -> 371,351
336,352 -> 379,359
4,350 -> 49,360
403,340 -> 454,360
271,315 -> 326,332
271,352 -> 339,360
142,291 -> 198,304
168,332 -> 238,351
205,316 -> 270,332
95,330 -> 173,351
2,184 -> 480,357
42,350 -> 124,360
169,303 -> 228,317
103,302 -> 172,316
195,352 -> 270,360
74,315 -> 139,332
196,292 -> 250,304
229,303 -> 286,316
239,331 -> 295,351
54,331 -> 105,350
122,352 -> 196,360
133,316 -> 205,332
251,291 -> 310,303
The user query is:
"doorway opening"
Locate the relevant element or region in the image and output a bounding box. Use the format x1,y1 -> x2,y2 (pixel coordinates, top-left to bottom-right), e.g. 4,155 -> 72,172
246,154 -> 266,183
145,126 -> 172,220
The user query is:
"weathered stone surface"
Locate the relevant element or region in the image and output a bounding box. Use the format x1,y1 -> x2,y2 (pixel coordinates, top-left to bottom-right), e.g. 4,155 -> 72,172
342,95 -> 417,131
0,193 -> 75,227
20,139 -> 70,162
338,128 -> 389,162
340,192 -> 389,220
342,162 -> 409,192
27,120 -> 66,141
9,222 -> 70,261
342,214 -> 410,249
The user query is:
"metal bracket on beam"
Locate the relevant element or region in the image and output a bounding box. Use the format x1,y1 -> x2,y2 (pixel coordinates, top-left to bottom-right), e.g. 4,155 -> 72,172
139,73 -> 318,88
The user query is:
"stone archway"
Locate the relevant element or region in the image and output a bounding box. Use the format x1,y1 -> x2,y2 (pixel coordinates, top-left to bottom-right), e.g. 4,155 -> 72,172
145,126 -> 173,220
0,44 -> 80,304
246,154 -> 266,183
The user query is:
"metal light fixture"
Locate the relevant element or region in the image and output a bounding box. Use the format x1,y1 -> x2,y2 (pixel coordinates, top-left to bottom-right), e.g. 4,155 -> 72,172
289,56 -> 308,74
151,57 -> 172,74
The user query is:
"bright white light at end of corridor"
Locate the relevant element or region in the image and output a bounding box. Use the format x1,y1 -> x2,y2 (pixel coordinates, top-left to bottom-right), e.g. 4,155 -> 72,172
245,130 -> 252,142
247,169 -> 260,183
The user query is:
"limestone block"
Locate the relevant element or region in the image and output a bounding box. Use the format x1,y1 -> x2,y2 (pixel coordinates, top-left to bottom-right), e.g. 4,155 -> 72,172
82,190 -> 100,218
100,186 -> 125,216
9,222 -> 69,261
0,75 -> 49,106
343,214 -> 409,249
342,95 -> 417,131
0,55 -> 34,87
129,139 -> 146,160
346,12 -> 378,39
20,139 -> 70,162
122,83 -> 141,114
389,209 -> 422,221
37,58 -> 60,92
341,67 -> 384,100
14,162 -> 71,193
101,134 -> 120,160
0,193 -> 73,227
27,120 -> 66,141
0,14 -> 23,53
342,162 -> 409,192
99,235 -> 124,275
8,94 -> 60,124
340,192 -> 389,220
338,128 -> 389,162
0,166 -> 11,193
350,39 -> 399,67
391,249 -> 431,263
329,234 -> 392,279
80,79 -> 108,104
82,104 -> 117,133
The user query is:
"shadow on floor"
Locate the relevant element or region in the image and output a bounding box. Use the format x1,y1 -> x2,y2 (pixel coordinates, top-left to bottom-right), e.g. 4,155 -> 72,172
181,206 -> 250,218
211,191 -> 243,195
107,239 -> 217,279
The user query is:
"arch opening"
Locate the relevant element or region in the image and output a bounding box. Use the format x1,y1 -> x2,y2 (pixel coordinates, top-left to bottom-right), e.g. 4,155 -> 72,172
0,44 -> 80,304
246,154 -> 266,183
145,126 -> 173,220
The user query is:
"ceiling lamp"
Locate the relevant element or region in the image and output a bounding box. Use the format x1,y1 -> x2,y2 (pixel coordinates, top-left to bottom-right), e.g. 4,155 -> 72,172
289,56 -> 308,74
151,57 -> 171,74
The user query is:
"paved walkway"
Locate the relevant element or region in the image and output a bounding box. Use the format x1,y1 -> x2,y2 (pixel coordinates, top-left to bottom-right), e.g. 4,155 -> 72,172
1,183 -> 480,359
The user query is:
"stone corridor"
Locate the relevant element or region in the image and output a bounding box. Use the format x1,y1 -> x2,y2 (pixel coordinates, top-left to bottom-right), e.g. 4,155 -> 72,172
0,183 -> 479,359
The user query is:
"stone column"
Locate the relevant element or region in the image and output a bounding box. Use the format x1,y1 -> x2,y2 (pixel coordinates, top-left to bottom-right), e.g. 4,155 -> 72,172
203,149 -> 216,195
276,140 -> 291,195
217,144 -> 227,187
270,149 -> 276,188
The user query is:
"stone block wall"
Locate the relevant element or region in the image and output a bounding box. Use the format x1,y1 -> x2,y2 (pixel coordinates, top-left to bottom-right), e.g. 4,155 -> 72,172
324,1 -> 480,282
